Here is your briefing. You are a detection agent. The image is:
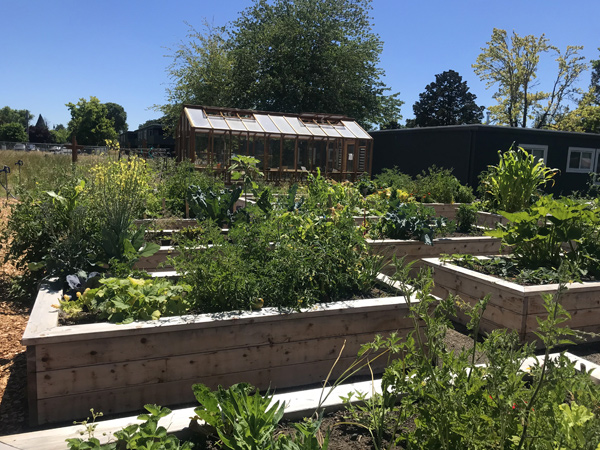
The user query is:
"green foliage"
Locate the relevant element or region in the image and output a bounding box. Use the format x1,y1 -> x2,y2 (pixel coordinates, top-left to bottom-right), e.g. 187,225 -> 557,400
374,166 -> 474,204
414,166 -> 474,203
155,159 -> 224,217
103,102 -> 128,134
0,106 -> 31,128
66,96 -> 118,145
193,383 -> 285,450
173,210 -> 382,313
1,177 -> 99,298
479,145 -> 559,212
302,169 -> 362,214
456,203 -> 478,233
0,122 -> 27,142
87,157 -> 157,269
409,70 -> 484,127
228,0 -> 402,129
59,277 -> 192,324
486,196 -> 600,276
358,263 -> 600,449
156,21 -> 233,135
473,28 -> 587,128
372,202 -> 454,244
67,405 -> 193,449
187,185 -> 243,228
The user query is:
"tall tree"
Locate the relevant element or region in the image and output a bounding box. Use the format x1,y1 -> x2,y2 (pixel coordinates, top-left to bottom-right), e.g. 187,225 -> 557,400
473,28 -> 587,128
50,124 -> 69,144
66,96 -> 117,145
0,122 -> 28,142
156,21 -> 233,135
104,102 -> 128,134
408,70 -> 484,127
0,106 -> 32,129
554,90 -> 600,133
591,48 -> 600,105
228,0 -> 402,128
28,114 -> 52,143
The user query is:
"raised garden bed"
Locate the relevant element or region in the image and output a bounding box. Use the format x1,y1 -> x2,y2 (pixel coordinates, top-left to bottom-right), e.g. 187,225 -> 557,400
22,275 -> 418,425
367,236 -> 503,275
423,257 -> 600,343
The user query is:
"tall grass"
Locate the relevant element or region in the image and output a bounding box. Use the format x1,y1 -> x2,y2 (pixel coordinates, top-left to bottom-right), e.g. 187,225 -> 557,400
0,150 -> 116,194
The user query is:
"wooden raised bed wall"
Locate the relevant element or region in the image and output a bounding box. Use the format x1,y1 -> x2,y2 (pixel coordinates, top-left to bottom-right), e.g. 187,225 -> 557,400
23,279 -> 419,425
368,236 -> 503,275
423,257 -> 600,343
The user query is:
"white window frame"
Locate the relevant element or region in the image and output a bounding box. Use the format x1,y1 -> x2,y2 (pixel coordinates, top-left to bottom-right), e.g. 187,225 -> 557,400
519,143 -> 548,164
566,147 -> 598,174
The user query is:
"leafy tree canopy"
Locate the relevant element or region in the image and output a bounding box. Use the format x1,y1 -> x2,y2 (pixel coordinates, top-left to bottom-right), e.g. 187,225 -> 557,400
408,70 -> 484,127
157,0 -> 402,131
66,96 -> 117,145
0,106 -> 32,129
0,122 -> 28,142
104,102 -> 128,134
156,21 -> 233,135
473,28 -> 587,129
590,48 -> 600,105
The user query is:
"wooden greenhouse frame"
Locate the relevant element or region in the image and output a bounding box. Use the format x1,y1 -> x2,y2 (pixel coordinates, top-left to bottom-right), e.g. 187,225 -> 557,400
175,105 -> 374,182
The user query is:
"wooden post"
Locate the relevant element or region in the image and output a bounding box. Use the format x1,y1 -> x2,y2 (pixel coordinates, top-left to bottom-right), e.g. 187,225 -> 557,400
64,136 -> 83,164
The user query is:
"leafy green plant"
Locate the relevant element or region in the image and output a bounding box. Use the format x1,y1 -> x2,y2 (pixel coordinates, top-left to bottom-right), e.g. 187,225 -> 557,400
371,202 -> 454,244
192,383 -> 285,450
486,196 -> 600,275
173,210 -> 383,313
479,144 -> 559,212
187,185 -> 243,227
229,154 -> 264,203
414,165 -> 474,204
67,405 -> 193,450
59,277 -> 192,324
456,203 -> 478,233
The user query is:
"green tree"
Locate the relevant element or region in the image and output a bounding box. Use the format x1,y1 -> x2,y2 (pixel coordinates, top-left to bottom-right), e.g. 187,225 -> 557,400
590,48 -> 600,104
156,21 -> 233,135
50,124 -> 69,144
228,0 -> 402,128
0,106 -> 32,128
104,102 -> 128,134
555,90 -> 600,133
0,122 -> 28,142
473,28 -> 587,128
66,97 -> 117,145
408,70 -> 484,127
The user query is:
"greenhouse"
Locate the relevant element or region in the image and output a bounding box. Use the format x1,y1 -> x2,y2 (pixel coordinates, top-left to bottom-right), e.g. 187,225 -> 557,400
176,105 -> 373,181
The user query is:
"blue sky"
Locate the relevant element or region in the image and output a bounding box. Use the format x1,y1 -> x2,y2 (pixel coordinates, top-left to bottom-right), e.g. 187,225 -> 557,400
1,0 -> 598,131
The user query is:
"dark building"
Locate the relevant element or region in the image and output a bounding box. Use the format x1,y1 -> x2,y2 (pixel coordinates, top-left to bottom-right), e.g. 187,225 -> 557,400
119,124 -> 175,151
137,123 -> 174,150
370,125 -> 600,195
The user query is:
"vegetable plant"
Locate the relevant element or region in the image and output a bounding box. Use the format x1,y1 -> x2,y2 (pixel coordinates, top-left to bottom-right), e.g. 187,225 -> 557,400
479,144 -> 559,213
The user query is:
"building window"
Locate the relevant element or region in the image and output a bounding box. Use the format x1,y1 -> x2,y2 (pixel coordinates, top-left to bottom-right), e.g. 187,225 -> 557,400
566,147 -> 597,173
519,143 -> 548,163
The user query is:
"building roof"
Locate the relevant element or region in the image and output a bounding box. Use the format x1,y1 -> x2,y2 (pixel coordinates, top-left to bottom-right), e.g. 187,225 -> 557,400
182,105 -> 372,140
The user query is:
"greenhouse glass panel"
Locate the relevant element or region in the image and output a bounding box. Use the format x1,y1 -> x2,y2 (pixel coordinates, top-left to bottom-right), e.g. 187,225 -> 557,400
254,114 -> 280,134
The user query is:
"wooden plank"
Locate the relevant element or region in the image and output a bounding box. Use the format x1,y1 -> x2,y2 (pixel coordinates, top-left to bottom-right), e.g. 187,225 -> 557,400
35,311 -> 416,371
26,347 -> 39,426
427,263 -> 526,314
36,327 -> 410,399
34,354 -> 390,424
21,281 -> 60,342
25,295 -> 411,344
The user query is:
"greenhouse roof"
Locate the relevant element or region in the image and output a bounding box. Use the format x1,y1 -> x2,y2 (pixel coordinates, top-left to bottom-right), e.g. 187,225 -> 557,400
182,105 -> 372,140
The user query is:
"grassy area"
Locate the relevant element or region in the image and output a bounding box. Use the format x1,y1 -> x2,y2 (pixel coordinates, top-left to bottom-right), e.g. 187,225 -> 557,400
0,150 -> 118,194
